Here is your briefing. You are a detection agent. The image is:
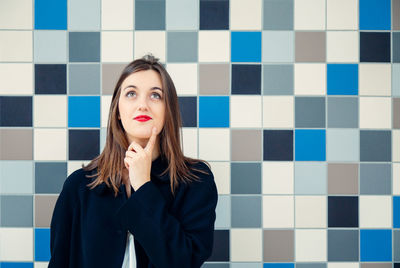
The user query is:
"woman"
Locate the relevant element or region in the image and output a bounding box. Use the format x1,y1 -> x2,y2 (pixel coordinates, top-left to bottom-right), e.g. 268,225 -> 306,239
49,54 -> 218,268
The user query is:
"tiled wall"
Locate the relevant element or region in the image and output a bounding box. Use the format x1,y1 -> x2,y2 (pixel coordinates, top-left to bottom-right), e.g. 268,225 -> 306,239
0,0 -> 399,267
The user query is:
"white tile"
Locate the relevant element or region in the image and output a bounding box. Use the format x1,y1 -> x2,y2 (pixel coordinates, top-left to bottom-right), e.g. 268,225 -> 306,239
359,97 -> 391,129
199,31 -> 230,62
68,161 -> 90,176
295,0 -> 326,30
295,64 -> 326,95
327,31 -> 358,62
327,0 -> 358,30
263,96 -> 294,128
262,162 -> 294,194
101,95 -> 112,128
0,63 -> 33,94
101,0 -> 133,30
295,196 -> 327,228
209,161 -> 230,195
0,0 -> 32,29
101,32 -> 133,62
0,228 -> 33,261
295,229 -> 327,261
393,163 -> 400,195
393,130 -> 400,162
34,129 -> 67,161
231,96 -> 262,128
166,63 -> 198,95
328,263 -> 359,268
199,128 -> 230,161
231,229 -> 262,262
35,262 -> 50,268
263,196 -> 294,228
359,64 -> 391,96
181,127 -> 198,159
34,96 -> 67,127
134,31 -> 166,62
230,0 -> 262,30
0,31 -> 32,61
359,196 -> 392,228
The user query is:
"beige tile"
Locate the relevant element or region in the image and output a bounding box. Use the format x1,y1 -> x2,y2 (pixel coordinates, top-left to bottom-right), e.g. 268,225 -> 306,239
263,162 -> 294,194
359,64 -> 391,96
394,163 -> 400,195
231,96 -> 262,128
295,0 -> 326,30
263,96 -> 294,128
295,64 -> 326,95
231,0 -> 262,30
231,229 -> 262,261
209,161 -> 230,195
34,129 -> 67,161
263,196 -> 294,228
393,130 -> 400,162
101,32 -> 133,62
181,128 -> 198,159
359,97 -> 391,129
134,31 -> 166,62
0,228 -> 33,261
0,0 -> 32,29
101,0 -> 133,30
295,196 -> 327,228
327,31 -> 359,62
0,129 -> 33,160
231,129 -> 262,161
35,195 -> 58,227
167,63 -> 198,95
359,196 -> 391,228
0,63 -> 33,95
295,229 -> 327,261
199,128 -> 230,161
327,0 -> 358,30
34,96 -> 67,127
199,64 -> 230,95
101,95 -> 112,128
199,31 -> 230,62
0,31 -> 32,61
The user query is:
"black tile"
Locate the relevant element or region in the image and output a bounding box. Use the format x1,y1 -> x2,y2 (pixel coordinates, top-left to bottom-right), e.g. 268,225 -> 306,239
178,97 -> 197,127
232,64 -> 262,95
0,96 -> 32,127
263,130 -> 293,161
69,32 -> 100,62
360,130 -> 391,162
69,129 -> 100,160
35,162 -> 67,194
360,32 -> 391,62
207,230 -> 230,262
35,64 -> 67,94
328,196 -> 358,227
395,264 -> 400,268
200,0 -> 229,30
328,229 -> 359,261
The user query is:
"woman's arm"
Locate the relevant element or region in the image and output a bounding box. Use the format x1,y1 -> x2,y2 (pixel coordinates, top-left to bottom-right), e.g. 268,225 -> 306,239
48,174 -> 77,267
115,168 -> 218,268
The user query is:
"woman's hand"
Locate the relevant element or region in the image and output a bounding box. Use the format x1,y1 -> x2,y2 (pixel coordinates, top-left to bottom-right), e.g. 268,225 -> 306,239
124,126 -> 157,193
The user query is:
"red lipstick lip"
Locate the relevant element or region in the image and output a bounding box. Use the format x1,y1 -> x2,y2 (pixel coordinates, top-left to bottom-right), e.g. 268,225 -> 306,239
134,115 -> 152,122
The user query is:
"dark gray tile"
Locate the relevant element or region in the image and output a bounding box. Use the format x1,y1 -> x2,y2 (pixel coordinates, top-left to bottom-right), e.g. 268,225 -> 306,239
69,32 -> 100,62
328,97 -> 358,128
360,163 -> 391,195
167,32 -> 198,62
263,230 -> 294,261
0,195 -> 33,227
295,32 -> 326,62
328,229 -> 359,261
295,97 -> 325,128
360,130 -> 391,162
231,196 -> 261,228
394,230 -> 400,261
393,32 -> 400,62
263,64 -> 293,95
69,64 -> 100,95
231,163 -> 261,194
135,0 -> 165,30
35,162 -> 67,194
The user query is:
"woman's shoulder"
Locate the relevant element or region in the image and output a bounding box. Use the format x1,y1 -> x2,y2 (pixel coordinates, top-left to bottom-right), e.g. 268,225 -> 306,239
61,167 -> 93,195
184,159 -> 216,192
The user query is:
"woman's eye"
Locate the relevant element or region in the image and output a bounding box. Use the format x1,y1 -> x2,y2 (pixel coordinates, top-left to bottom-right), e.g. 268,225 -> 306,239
152,93 -> 162,99
126,91 -> 136,97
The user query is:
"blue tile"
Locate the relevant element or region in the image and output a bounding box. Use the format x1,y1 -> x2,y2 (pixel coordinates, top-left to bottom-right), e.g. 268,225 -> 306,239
327,64 -> 358,95
35,228 -> 50,261
178,96 -> 197,127
199,96 -> 229,127
35,0 -> 67,29
0,263 -> 33,268
328,197 -> 359,228
68,96 -> 100,127
231,32 -> 262,62
360,32 -> 391,62
394,196 -> 400,228
263,130 -> 293,161
68,129 -> 100,160
264,264 -> 294,268
0,97 -> 32,127
360,229 -> 392,261
232,64 -> 262,94
360,0 -> 391,30
35,64 -> 67,94
200,0 -> 229,30
295,129 -> 326,161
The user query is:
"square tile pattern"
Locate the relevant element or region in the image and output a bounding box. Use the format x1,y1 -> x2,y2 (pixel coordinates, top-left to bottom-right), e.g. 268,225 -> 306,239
0,0 -> 399,266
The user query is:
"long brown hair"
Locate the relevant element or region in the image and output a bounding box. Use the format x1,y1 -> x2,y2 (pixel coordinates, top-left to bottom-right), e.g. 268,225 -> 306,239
82,54 -> 210,197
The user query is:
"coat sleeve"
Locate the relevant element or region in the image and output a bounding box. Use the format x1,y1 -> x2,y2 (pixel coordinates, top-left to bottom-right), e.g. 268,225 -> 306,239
115,167 -> 218,268
48,173 -> 77,268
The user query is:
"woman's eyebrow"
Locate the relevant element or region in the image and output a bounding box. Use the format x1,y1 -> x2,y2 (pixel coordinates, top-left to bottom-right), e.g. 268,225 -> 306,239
123,85 -> 163,92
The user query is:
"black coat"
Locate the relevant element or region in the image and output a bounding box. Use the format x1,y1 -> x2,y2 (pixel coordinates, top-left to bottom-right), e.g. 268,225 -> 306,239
49,155 -> 218,268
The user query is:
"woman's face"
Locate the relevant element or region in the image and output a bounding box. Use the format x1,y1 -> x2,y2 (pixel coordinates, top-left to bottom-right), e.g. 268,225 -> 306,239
118,69 -> 166,145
